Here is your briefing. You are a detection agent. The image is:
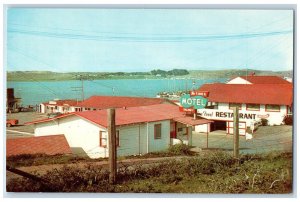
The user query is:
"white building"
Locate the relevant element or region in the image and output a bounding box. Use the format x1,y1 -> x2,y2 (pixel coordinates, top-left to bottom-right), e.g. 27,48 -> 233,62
27,104 -> 210,158
195,76 -> 293,135
39,99 -> 81,114
227,75 -> 292,85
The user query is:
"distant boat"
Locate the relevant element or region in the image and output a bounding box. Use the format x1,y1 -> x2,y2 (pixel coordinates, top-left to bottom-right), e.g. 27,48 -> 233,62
156,90 -> 188,100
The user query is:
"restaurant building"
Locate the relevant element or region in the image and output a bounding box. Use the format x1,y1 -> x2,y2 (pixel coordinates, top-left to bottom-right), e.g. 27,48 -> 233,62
195,76 -> 293,135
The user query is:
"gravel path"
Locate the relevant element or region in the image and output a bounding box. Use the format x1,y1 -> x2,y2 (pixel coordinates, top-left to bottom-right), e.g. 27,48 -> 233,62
191,125 -> 293,154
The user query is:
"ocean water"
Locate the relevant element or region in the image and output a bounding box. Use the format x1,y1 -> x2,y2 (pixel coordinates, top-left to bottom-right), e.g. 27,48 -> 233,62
7,78 -> 227,106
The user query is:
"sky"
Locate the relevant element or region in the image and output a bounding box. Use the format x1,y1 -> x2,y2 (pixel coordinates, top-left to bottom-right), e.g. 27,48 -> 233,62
6,8 -> 294,72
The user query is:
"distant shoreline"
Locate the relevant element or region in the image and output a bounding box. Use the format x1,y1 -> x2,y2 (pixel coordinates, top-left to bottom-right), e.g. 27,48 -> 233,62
6,69 -> 292,82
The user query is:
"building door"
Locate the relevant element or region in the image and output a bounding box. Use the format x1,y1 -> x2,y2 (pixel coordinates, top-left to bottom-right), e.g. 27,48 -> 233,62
213,121 -> 227,131
170,122 -> 177,138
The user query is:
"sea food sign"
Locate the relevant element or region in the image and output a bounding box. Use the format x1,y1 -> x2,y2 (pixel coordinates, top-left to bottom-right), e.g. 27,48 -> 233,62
180,94 -> 208,109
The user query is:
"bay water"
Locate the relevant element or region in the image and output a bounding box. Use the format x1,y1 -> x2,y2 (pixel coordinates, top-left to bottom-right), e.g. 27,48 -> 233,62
7,78 -> 226,106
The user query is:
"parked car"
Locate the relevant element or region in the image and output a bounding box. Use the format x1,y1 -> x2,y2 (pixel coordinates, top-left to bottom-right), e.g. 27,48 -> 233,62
47,112 -> 62,118
6,119 -> 19,127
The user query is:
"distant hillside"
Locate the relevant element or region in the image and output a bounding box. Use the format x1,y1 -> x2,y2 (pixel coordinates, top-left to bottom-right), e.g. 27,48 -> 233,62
6,69 -> 293,82
187,69 -> 293,79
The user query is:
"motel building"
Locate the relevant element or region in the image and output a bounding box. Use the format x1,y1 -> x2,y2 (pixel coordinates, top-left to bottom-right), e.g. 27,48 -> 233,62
194,75 -> 293,135
26,103 -> 211,158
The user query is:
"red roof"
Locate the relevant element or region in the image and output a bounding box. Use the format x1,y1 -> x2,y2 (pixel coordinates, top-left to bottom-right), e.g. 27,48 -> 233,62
199,83 -> 293,106
6,135 -> 72,157
76,95 -> 167,109
239,76 -> 291,84
26,104 -> 211,128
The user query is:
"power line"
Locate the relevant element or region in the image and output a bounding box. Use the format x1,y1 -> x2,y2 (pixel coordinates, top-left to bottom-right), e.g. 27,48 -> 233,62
8,28 -> 292,42
9,14 -> 292,37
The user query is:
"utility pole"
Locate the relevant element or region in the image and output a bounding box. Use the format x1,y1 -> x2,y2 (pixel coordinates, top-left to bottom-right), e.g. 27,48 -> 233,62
108,108 -> 117,184
81,78 -> 84,101
233,107 -> 239,158
72,75 -> 86,101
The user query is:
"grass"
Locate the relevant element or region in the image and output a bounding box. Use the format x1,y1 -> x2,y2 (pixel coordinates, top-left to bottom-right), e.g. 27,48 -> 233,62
6,153 -> 105,167
7,151 -> 293,193
7,144 -> 194,167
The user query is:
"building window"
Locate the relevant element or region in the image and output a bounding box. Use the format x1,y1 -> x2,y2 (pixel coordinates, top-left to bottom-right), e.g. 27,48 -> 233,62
100,131 -> 119,147
154,124 -> 162,139
213,102 -> 218,109
229,103 -> 242,110
266,104 -> 280,112
100,131 -> 107,148
206,102 -> 218,109
246,104 -> 260,111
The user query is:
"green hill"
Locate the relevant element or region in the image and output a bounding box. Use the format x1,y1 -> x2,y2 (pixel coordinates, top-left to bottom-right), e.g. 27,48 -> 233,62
6,69 -> 293,82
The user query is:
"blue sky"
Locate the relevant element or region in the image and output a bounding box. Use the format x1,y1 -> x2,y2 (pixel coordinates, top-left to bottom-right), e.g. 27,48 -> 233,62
6,8 -> 294,72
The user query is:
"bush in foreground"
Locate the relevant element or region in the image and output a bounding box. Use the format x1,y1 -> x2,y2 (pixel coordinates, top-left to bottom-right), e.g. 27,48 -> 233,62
283,115 -> 293,125
7,152 -> 292,193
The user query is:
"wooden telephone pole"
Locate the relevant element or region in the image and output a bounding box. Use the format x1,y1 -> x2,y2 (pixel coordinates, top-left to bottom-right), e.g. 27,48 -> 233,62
108,108 -> 117,184
233,107 -> 239,158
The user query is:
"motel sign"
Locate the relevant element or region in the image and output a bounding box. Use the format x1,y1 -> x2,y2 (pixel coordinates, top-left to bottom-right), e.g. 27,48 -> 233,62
180,94 -> 208,109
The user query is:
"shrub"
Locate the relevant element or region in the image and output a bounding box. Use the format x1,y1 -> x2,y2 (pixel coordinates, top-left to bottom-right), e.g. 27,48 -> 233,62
261,118 -> 269,126
7,152 -> 293,193
283,115 -> 293,125
167,143 -> 192,155
7,153 -> 99,167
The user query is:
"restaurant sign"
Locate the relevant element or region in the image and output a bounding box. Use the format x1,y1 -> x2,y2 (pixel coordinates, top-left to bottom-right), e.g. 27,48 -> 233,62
199,110 -> 258,120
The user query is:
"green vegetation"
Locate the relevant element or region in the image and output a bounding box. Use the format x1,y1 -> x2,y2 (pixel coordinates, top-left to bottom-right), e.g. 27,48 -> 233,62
187,69 -> 292,80
7,144 -> 194,168
283,115 -> 293,125
7,152 -> 292,193
6,153 -> 103,167
261,118 -> 269,126
150,69 -> 189,77
6,69 -> 292,81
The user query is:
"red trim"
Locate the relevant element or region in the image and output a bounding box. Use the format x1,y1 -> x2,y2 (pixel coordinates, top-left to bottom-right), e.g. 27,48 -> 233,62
170,121 -> 177,138
265,104 -> 280,112
226,121 -> 246,135
246,104 -> 260,111
175,122 -> 177,137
